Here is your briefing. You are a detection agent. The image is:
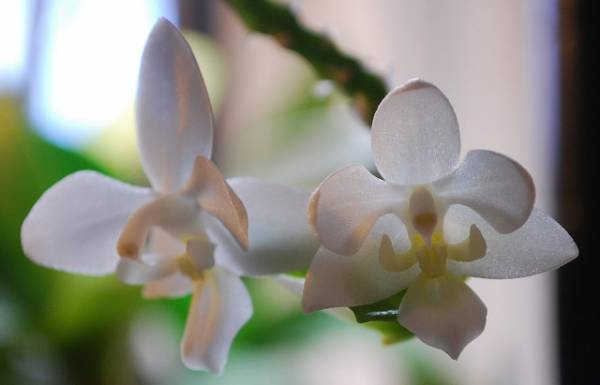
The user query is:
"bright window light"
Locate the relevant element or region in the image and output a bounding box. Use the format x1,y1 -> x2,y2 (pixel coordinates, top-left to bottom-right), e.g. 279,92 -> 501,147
28,0 -> 177,147
0,0 -> 31,92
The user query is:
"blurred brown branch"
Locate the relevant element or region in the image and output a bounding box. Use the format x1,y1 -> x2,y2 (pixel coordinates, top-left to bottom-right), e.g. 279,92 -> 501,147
223,0 -> 388,125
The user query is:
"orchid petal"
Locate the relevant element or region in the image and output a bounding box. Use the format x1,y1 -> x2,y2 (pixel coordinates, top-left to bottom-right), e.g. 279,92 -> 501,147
116,258 -> 178,285
275,275 -> 357,322
446,225 -> 487,262
433,150 -> 535,233
181,268 -> 252,374
137,18 -> 214,192
311,164 -> 406,256
143,272 -> 194,298
206,178 -> 318,276
445,206 -> 578,279
397,274 -> 487,359
378,234 -> 418,271
303,215 -> 419,312
21,171 -> 154,275
371,79 -> 460,184
117,194 -> 202,260
144,228 -> 185,263
183,156 -> 248,251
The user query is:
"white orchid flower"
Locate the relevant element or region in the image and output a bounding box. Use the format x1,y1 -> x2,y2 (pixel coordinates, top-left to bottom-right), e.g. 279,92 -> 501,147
303,79 -> 578,359
21,19 -> 316,374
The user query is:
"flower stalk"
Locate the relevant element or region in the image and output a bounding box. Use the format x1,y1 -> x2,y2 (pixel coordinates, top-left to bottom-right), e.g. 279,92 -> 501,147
223,0 -> 388,124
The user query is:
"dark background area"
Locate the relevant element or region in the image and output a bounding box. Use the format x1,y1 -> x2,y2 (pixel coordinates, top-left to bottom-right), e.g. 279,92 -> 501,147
559,1 -> 599,384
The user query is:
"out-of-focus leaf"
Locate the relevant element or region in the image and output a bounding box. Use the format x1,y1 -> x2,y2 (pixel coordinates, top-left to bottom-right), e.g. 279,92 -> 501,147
407,353 -> 457,385
0,97 -> 148,383
43,275 -> 141,340
0,98 -> 148,341
234,279 -> 337,347
0,98 -> 106,309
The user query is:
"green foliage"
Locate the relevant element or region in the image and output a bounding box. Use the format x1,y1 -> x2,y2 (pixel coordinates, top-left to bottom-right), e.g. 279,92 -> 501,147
0,97 -> 146,383
0,98 -> 108,309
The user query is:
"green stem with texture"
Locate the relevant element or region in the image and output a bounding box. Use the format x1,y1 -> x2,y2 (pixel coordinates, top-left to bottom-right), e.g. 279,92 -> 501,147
223,0 -> 388,125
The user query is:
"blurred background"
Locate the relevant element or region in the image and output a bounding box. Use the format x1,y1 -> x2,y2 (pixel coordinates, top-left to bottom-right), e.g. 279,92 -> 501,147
0,0 -> 596,384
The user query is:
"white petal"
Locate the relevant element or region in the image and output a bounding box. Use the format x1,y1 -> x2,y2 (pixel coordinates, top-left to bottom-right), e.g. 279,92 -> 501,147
446,225 -> 487,262
21,171 -> 154,275
117,194 -> 203,260
206,178 -> 318,276
137,18 -> 214,193
183,156 -> 248,250
303,215 -> 419,312
144,228 -> 185,263
181,268 -> 252,374
371,79 -> 460,184
143,272 -> 193,298
378,234 -> 417,271
274,275 -> 357,322
311,164 -> 406,256
433,150 -> 535,233
116,258 -> 178,285
397,274 -> 487,359
445,206 -> 578,279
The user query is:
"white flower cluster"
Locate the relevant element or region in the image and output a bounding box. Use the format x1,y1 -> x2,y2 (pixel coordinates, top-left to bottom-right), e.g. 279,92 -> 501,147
21,18 -> 577,373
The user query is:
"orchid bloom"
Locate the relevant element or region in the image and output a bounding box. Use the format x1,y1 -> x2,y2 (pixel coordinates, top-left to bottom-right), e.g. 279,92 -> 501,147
303,79 -> 578,358
21,19 -> 315,374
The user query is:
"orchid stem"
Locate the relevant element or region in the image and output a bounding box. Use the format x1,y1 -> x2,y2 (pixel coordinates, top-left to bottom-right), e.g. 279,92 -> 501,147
223,0 -> 388,125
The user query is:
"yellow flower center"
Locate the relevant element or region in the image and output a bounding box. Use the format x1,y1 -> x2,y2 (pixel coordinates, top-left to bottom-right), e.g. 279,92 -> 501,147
413,232 -> 447,278
177,253 -> 205,281
378,188 -> 487,276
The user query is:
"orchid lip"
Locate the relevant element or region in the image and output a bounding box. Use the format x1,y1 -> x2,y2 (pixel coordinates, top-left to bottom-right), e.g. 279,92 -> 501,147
116,193 -> 201,260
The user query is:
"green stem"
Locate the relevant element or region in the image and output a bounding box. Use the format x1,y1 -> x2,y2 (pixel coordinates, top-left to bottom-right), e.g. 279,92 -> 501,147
223,0 -> 388,125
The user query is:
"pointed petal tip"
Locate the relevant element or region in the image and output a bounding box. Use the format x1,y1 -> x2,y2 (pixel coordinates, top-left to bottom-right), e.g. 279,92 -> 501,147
180,347 -> 223,375
150,17 -> 179,37
569,241 -> 579,259
301,300 -> 326,314
447,348 -> 462,360
146,18 -> 184,52
116,241 -> 139,259
238,233 -> 250,252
